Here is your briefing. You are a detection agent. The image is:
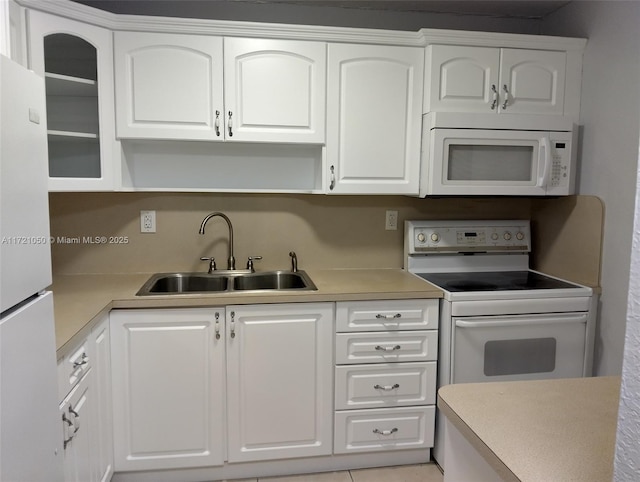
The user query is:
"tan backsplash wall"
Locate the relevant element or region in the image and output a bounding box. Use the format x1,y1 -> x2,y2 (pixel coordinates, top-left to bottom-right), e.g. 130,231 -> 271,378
49,193 -> 533,274
48,193 -> 603,286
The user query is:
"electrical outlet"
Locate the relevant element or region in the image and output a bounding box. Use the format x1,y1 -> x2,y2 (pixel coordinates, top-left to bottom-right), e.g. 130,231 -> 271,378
385,210 -> 398,231
140,210 -> 156,233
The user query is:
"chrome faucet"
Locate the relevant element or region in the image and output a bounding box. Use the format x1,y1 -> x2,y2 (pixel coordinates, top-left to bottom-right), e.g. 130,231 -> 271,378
199,212 -> 236,270
289,251 -> 298,273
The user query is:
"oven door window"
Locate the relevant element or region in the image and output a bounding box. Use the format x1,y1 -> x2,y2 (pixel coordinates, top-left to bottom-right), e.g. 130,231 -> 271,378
451,313 -> 587,384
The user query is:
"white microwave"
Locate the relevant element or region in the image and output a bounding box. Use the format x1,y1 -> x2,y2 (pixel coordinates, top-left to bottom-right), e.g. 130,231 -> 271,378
419,113 -> 577,196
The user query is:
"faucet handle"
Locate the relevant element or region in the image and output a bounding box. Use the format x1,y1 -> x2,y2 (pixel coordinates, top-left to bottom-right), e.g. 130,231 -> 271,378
246,256 -> 262,272
200,256 -> 216,274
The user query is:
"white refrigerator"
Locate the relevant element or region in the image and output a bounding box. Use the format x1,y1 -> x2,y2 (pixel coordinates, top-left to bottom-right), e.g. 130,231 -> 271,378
0,54 -> 63,481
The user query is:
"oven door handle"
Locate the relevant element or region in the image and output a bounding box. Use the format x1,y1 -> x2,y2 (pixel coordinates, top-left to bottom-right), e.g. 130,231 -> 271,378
455,314 -> 588,329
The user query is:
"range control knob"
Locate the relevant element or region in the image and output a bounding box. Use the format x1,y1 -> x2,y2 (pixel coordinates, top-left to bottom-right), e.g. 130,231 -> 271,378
430,233 -> 440,243
417,233 -> 426,243
503,231 -> 512,241
491,233 -> 499,241
516,232 -> 525,241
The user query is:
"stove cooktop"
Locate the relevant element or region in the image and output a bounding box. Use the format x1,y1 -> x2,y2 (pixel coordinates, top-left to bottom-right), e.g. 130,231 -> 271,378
416,270 -> 581,293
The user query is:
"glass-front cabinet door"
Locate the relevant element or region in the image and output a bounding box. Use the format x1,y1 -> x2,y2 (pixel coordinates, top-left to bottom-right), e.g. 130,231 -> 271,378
27,10 -> 116,191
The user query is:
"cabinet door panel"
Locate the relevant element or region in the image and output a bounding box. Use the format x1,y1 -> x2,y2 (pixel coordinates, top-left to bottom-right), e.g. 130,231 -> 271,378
226,303 -> 333,462
426,45 -> 500,113
327,44 -> 423,194
114,32 -> 224,140
499,48 -> 566,115
224,38 -> 325,143
27,10 -> 116,191
110,309 -> 225,471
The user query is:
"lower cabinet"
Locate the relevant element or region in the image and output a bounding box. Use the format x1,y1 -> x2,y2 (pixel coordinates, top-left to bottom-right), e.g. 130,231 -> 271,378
57,314 -> 113,482
110,303 -> 334,472
110,308 -> 225,471
333,300 -> 439,454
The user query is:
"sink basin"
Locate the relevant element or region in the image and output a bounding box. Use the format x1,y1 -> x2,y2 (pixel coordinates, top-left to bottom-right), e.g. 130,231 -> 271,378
138,273 -> 229,295
136,270 -> 317,295
232,271 -> 316,291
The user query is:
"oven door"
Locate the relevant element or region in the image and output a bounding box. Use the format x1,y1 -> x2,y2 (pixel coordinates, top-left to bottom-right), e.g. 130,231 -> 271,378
451,312 -> 587,383
425,128 -> 553,196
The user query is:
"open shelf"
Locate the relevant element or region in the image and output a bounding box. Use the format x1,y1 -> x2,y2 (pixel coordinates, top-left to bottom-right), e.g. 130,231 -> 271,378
45,72 -> 98,97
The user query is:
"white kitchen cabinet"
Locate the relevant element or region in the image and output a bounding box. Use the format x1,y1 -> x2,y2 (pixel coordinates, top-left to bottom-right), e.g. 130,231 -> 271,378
110,303 -> 333,472
425,44 -> 566,116
89,317 -> 113,482
226,303 -> 334,462
57,314 -> 112,482
110,308 -> 225,471
115,33 -> 325,143
223,37 -> 326,143
27,10 -> 117,191
1,0 -> 27,65
334,299 -> 438,454
114,32 -> 224,140
60,371 -> 93,482
326,43 -> 423,195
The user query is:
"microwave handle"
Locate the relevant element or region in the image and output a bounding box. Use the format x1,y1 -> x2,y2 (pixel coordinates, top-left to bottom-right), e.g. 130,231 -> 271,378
537,136 -> 552,188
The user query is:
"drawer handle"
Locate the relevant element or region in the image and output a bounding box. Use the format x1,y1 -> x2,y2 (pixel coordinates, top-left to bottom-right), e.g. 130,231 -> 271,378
373,428 -> 398,436
375,313 -> 401,320
374,383 -> 400,391
374,345 -> 401,352
72,353 -> 88,368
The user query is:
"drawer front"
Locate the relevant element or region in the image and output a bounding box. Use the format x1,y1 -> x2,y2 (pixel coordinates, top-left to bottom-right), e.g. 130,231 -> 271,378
335,362 -> 437,410
57,340 -> 91,401
334,406 -> 435,454
336,299 -> 438,332
335,331 -> 438,364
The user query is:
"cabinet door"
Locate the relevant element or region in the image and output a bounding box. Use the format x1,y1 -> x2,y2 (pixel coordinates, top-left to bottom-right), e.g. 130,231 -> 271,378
114,32 -> 224,140
326,43 -> 423,194
61,371 -> 94,482
425,44 -> 500,113
226,303 -> 333,462
110,308 -> 225,471
224,37 -> 326,143
499,48 -> 566,115
89,316 -> 113,482
27,10 -> 116,191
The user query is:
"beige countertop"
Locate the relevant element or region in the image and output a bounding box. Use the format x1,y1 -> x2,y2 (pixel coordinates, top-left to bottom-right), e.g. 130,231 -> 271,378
438,376 -> 621,482
51,268 -> 442,358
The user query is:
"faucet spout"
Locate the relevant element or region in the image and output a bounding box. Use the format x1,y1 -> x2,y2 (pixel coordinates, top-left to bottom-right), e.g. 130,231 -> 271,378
199,212 -> 236,270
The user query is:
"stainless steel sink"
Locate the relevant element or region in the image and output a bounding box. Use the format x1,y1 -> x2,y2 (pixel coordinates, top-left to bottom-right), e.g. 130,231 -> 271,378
232,271 -> 316,291
138,273 -> 230,295
136,270 -> 316,295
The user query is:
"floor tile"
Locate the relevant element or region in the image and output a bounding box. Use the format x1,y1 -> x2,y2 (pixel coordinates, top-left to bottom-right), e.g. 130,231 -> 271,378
350,463 -> 443,482
258,471 -> 352,482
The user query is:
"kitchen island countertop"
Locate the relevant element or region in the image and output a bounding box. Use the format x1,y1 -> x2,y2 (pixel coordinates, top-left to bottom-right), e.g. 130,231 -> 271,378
51,268 -> 442,358
438,376 -> 621,482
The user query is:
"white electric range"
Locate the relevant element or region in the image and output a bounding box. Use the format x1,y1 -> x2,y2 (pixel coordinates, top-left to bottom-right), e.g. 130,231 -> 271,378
404,220 -> 597,469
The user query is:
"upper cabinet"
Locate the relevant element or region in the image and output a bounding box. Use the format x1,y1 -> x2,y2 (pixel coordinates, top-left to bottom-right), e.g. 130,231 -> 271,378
326,43 -> 423,195
27,10 -> 117,191
425,44 -> 567,116
114,32 -> 326,143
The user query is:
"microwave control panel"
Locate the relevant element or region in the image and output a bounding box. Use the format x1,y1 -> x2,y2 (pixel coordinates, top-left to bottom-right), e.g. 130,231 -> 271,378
405,220 -> 531,254
548,131 -> 573,191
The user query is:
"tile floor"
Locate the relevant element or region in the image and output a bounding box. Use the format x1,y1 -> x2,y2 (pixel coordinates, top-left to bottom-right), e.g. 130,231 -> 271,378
229,463 -> 443,482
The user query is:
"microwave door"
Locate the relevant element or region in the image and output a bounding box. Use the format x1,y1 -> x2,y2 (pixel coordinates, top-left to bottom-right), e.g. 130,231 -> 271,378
425,129 -> 548,196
